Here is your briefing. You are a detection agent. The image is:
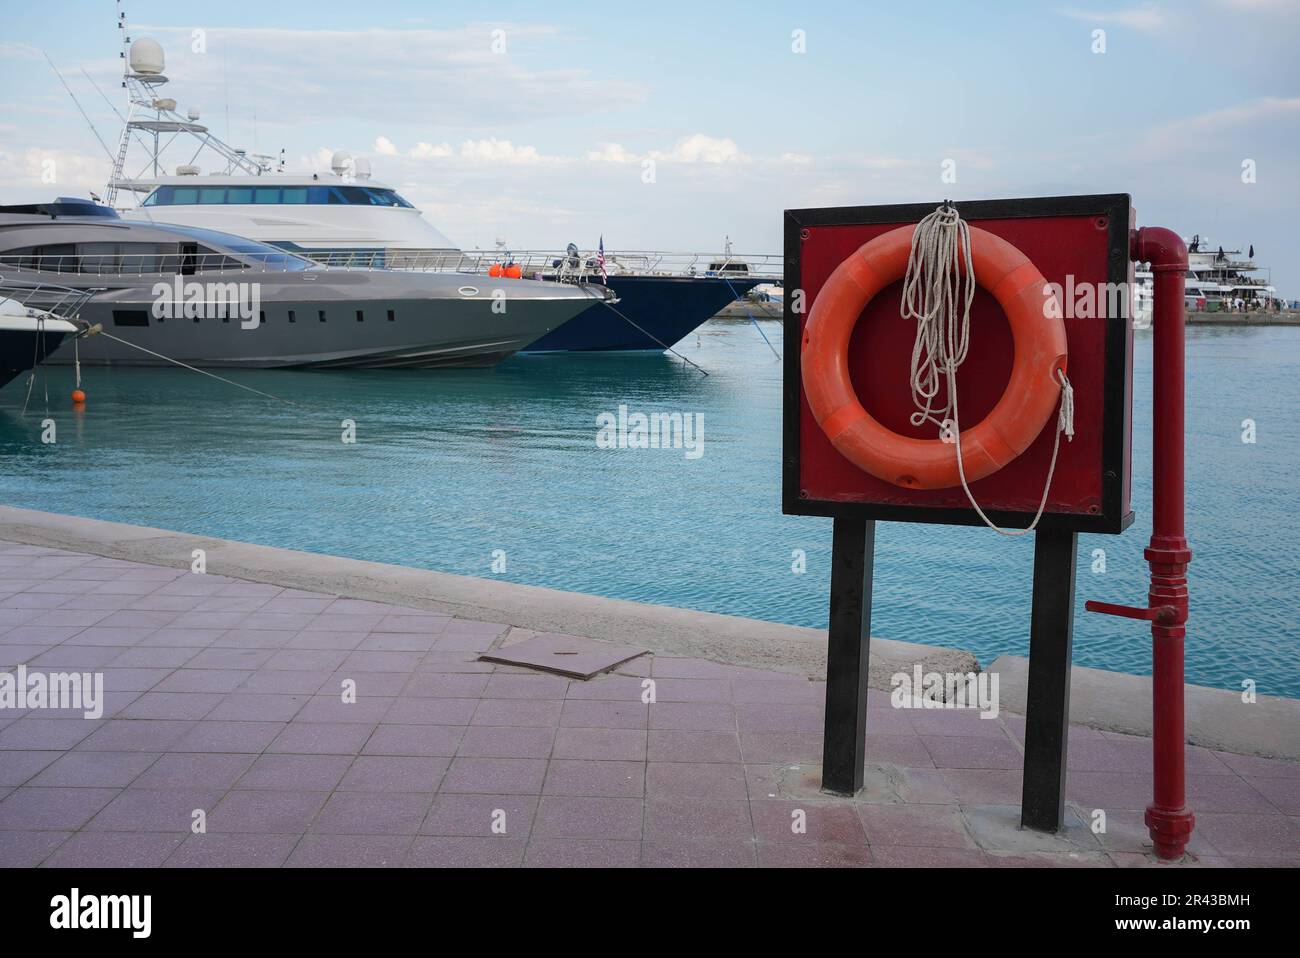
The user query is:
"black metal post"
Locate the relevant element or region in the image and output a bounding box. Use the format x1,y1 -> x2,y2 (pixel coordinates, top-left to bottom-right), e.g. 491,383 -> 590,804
821,517 -> 876,796
1020,528 -> 1078,832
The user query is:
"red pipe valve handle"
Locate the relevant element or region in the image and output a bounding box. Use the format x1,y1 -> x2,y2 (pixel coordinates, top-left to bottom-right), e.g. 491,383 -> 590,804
1086,227 -> 1196,861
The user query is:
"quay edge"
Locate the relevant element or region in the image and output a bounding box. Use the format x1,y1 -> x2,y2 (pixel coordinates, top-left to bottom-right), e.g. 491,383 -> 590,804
0,505 -> 1295,761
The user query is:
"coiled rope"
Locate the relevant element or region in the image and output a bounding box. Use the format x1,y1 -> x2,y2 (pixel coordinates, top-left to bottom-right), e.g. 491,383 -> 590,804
900,204 -> 1075,536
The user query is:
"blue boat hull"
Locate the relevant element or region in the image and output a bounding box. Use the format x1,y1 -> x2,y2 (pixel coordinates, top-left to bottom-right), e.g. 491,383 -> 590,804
523,275 -> 765,352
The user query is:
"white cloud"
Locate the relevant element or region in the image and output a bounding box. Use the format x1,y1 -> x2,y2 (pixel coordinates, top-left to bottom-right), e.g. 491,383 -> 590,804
1140,96 -> 1300,155
585,142 -> 637,164
409,142 -> 454,160
0,42 -> 43,61
396,133 -> 791,169
405,139 -> 556,165
1056,4 -> 1168,30
1212,0 -> 1300,9
121,25 -> 647,128
457,139 -> 550,165
650,134 -> 749,165
0,145 -> 110,197
373,136 -> 398,156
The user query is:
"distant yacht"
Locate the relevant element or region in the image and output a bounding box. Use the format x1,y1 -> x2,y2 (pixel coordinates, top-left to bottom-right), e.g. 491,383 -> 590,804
1182,236 -> 1279,310
0,200 -> 603,369
101,29 -> 767,353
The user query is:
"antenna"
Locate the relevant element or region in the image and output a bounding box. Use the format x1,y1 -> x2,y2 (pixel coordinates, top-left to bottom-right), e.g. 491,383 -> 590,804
43,52 -> 116,165
105,3 -> 263,204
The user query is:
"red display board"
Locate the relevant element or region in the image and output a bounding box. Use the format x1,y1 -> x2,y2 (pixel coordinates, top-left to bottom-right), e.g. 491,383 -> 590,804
783,195 -> 1135,533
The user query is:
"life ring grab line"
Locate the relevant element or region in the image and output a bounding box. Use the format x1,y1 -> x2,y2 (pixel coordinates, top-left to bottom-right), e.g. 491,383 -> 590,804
801,222 -> 1069,496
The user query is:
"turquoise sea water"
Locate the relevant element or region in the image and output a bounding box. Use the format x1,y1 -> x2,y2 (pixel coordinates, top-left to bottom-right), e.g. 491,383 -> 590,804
0,321 -> 1296,697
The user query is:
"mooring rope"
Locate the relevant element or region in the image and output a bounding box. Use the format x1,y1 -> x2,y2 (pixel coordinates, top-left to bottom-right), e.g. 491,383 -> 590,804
901,204 -> 1075,536
92,329 -> 304,407
598,298 -> 709,376
721,275 -> 781,361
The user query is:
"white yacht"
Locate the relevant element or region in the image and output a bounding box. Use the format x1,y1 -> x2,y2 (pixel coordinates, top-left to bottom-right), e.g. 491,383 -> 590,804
106,34 -> 476,267
96,26 -> 768,353
1,198 -> 603,369
1182,236 -> 1279,310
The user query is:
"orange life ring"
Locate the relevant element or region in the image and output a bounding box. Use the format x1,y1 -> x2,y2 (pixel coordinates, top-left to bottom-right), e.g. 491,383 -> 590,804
802,224 -> 1067,490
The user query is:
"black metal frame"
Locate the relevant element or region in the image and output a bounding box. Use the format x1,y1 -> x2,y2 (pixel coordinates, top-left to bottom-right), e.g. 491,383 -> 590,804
782,193 -> 1135,535
821,518 -> 876,796
1020,528 -> 1079,831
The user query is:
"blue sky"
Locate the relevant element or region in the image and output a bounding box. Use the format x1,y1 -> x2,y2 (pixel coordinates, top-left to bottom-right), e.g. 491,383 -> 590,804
2,0 -> 1298,292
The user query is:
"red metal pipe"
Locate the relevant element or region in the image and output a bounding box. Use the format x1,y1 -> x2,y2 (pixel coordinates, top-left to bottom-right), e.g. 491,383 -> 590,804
1132,226 -> 1196,860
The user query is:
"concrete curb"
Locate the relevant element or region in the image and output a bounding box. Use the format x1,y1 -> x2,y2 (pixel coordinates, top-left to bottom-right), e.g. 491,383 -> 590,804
0,506 -> 976,687
3,506 -> 1294,760
988,655 -> 1300,761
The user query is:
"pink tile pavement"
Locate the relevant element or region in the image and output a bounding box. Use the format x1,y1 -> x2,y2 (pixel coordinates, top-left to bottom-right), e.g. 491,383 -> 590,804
0,539 -> 1296,868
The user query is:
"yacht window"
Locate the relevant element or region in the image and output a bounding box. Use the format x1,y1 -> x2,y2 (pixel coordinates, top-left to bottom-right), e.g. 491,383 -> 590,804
112,310 -> 149,327
77,242 -> 120,274
227,187 -> 253,204
199,188 -> 225,204
326,189 -> 348,204
172,188 -> 199,205
356,310 -> 364,322
142,187 -> 169,206
116,242 -> 170,275
318,310 -> 326,322
4,244 -> 76,271
254,188 -> 281,204
282,188 -> 308,204
369,188 -> 413,208
288,309 -> 296,323
194,245 -> 243,271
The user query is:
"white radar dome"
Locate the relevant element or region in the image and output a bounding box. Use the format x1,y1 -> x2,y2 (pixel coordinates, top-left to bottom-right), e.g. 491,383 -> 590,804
129,38 -> 165,76
353,157 -> 371,180
330,150 -> 352,175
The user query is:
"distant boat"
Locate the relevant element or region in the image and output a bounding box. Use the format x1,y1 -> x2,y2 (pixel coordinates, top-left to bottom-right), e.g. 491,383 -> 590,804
98,32 -> 770,354
0,200 -> 604,369
1182,235 -> 1279,311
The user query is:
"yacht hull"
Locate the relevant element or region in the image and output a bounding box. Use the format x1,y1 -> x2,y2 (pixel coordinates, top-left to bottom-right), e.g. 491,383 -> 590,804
47,293 -> 588,369
523,275 -> 766,352
0,326 -> 71,389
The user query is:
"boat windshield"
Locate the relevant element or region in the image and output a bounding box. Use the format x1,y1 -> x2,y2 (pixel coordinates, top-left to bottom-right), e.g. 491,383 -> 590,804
142,184 -> 415,209
143,223 -> 317,270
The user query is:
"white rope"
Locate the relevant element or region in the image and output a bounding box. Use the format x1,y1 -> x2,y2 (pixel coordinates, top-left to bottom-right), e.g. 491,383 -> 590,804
901,205 -> 974,432
901,204 -> 1075,537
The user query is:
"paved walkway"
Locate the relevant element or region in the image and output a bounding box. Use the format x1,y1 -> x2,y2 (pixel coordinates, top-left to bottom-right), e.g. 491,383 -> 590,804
1,541 -> 1296,868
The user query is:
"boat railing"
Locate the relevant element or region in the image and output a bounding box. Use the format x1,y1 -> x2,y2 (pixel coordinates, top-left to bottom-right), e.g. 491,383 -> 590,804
300,248 -> 784,282
0,251 -> 318,276
0,279 -> 96,321
0,247 -> 785,284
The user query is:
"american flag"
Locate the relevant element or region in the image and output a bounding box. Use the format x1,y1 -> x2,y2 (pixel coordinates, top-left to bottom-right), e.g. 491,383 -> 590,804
597,235 -> 607,283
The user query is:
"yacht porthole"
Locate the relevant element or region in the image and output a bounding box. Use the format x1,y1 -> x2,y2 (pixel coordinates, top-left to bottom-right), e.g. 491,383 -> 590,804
458,286 -> 479,297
